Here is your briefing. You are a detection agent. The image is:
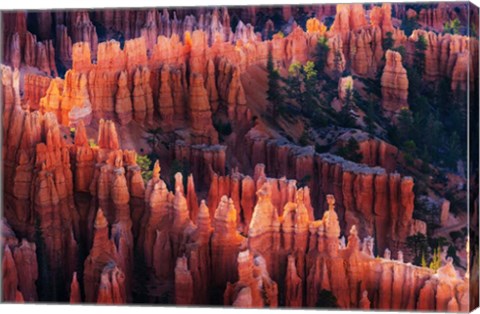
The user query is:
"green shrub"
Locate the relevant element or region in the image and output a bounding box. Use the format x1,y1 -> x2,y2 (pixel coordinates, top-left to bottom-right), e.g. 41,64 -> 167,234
137,154 -> 154,182
443,18 -> 461,34
88,138 -> 98,148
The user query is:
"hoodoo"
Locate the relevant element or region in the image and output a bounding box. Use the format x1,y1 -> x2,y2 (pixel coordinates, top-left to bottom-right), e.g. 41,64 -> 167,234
1,3 -> 476,311
381,50 -> 409,116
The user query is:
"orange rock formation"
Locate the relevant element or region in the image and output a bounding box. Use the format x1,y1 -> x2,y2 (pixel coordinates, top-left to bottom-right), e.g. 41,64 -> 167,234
1,220 -> 38,302
188,73 -> 218,145
381,50 -> 409,115
1,5 -> 474,310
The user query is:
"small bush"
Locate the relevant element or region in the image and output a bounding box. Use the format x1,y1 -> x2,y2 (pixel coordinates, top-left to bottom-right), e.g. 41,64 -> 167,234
88,139 -> 98,148
137,154 -> 154,182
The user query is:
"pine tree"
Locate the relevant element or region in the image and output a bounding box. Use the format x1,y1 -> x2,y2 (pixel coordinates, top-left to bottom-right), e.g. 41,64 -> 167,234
316,290 -> 339,308
314,36 -> 330,75
364,100 -> 377,134
401,16 -> 419,36
337,88 -> 356,128
333,51 -> 343,78
382,32 -> 395,50
284,62 -> 303,109
35,216 -> 52,301
397,108 -> 414,144
444,131 -> 461,170
266,49 -> 283,118
406,233 -> 429,266
302,61 -> 319,115
146,127 -> 163,152
337,138 -> 363,162
443,18 -> 461,34
429,246 -> 442,271
414,34 -> 427,75
421,251 -> 427,268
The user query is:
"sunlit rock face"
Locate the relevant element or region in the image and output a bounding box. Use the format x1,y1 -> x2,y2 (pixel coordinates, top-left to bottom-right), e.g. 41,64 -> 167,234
381,50 -> 409,115
1,3 -> 476,310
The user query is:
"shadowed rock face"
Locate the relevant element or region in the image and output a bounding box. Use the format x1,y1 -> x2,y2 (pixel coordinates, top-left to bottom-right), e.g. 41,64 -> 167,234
1,223 -> 38,303
1,3 -> 475,310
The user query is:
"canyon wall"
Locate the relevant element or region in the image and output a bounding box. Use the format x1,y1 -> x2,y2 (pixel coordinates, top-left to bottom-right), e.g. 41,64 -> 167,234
0,81 -> 468,311
406,29 -> 478,90
235,126 -> 416,255
1,4 -> 474,309
3,4 -> 477,130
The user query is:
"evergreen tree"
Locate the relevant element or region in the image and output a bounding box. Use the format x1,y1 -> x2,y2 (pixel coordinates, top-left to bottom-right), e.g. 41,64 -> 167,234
421,113 -> 443,160
397,109 -> 414,143
421,252 -> 428,268
414,34 -> 427,75
316,290 -> 339,308
146,127 -> 164,151
333,51 -> 343,78
429,247 -> 442,271
443,18 -> 461,34
447,245 -> 461,267
302,61 -> 319,115
382,32 -> 395,50
303,61 -> 318,83
403,140 -> 417,166
337,138 -> 363,162
387,125 -> 400,147
314,36 -> 330,75
401,16 -> 419,36
337,87 -> 356,128
406,233 -> 429,266
364,100 -> 377,134
266,49 -> 283,118
298,129 -> 310,146
406,67 -> 423,104
392,45 -> 406,60
284,62 -> 303,103
169,159 -> 190,191
35,216 -> 52,301
364,115 -> 375,134
444,131 -> 461,170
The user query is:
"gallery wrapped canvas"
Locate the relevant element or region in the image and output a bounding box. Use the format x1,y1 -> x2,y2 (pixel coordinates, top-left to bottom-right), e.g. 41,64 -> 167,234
0,1 -> 479,311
